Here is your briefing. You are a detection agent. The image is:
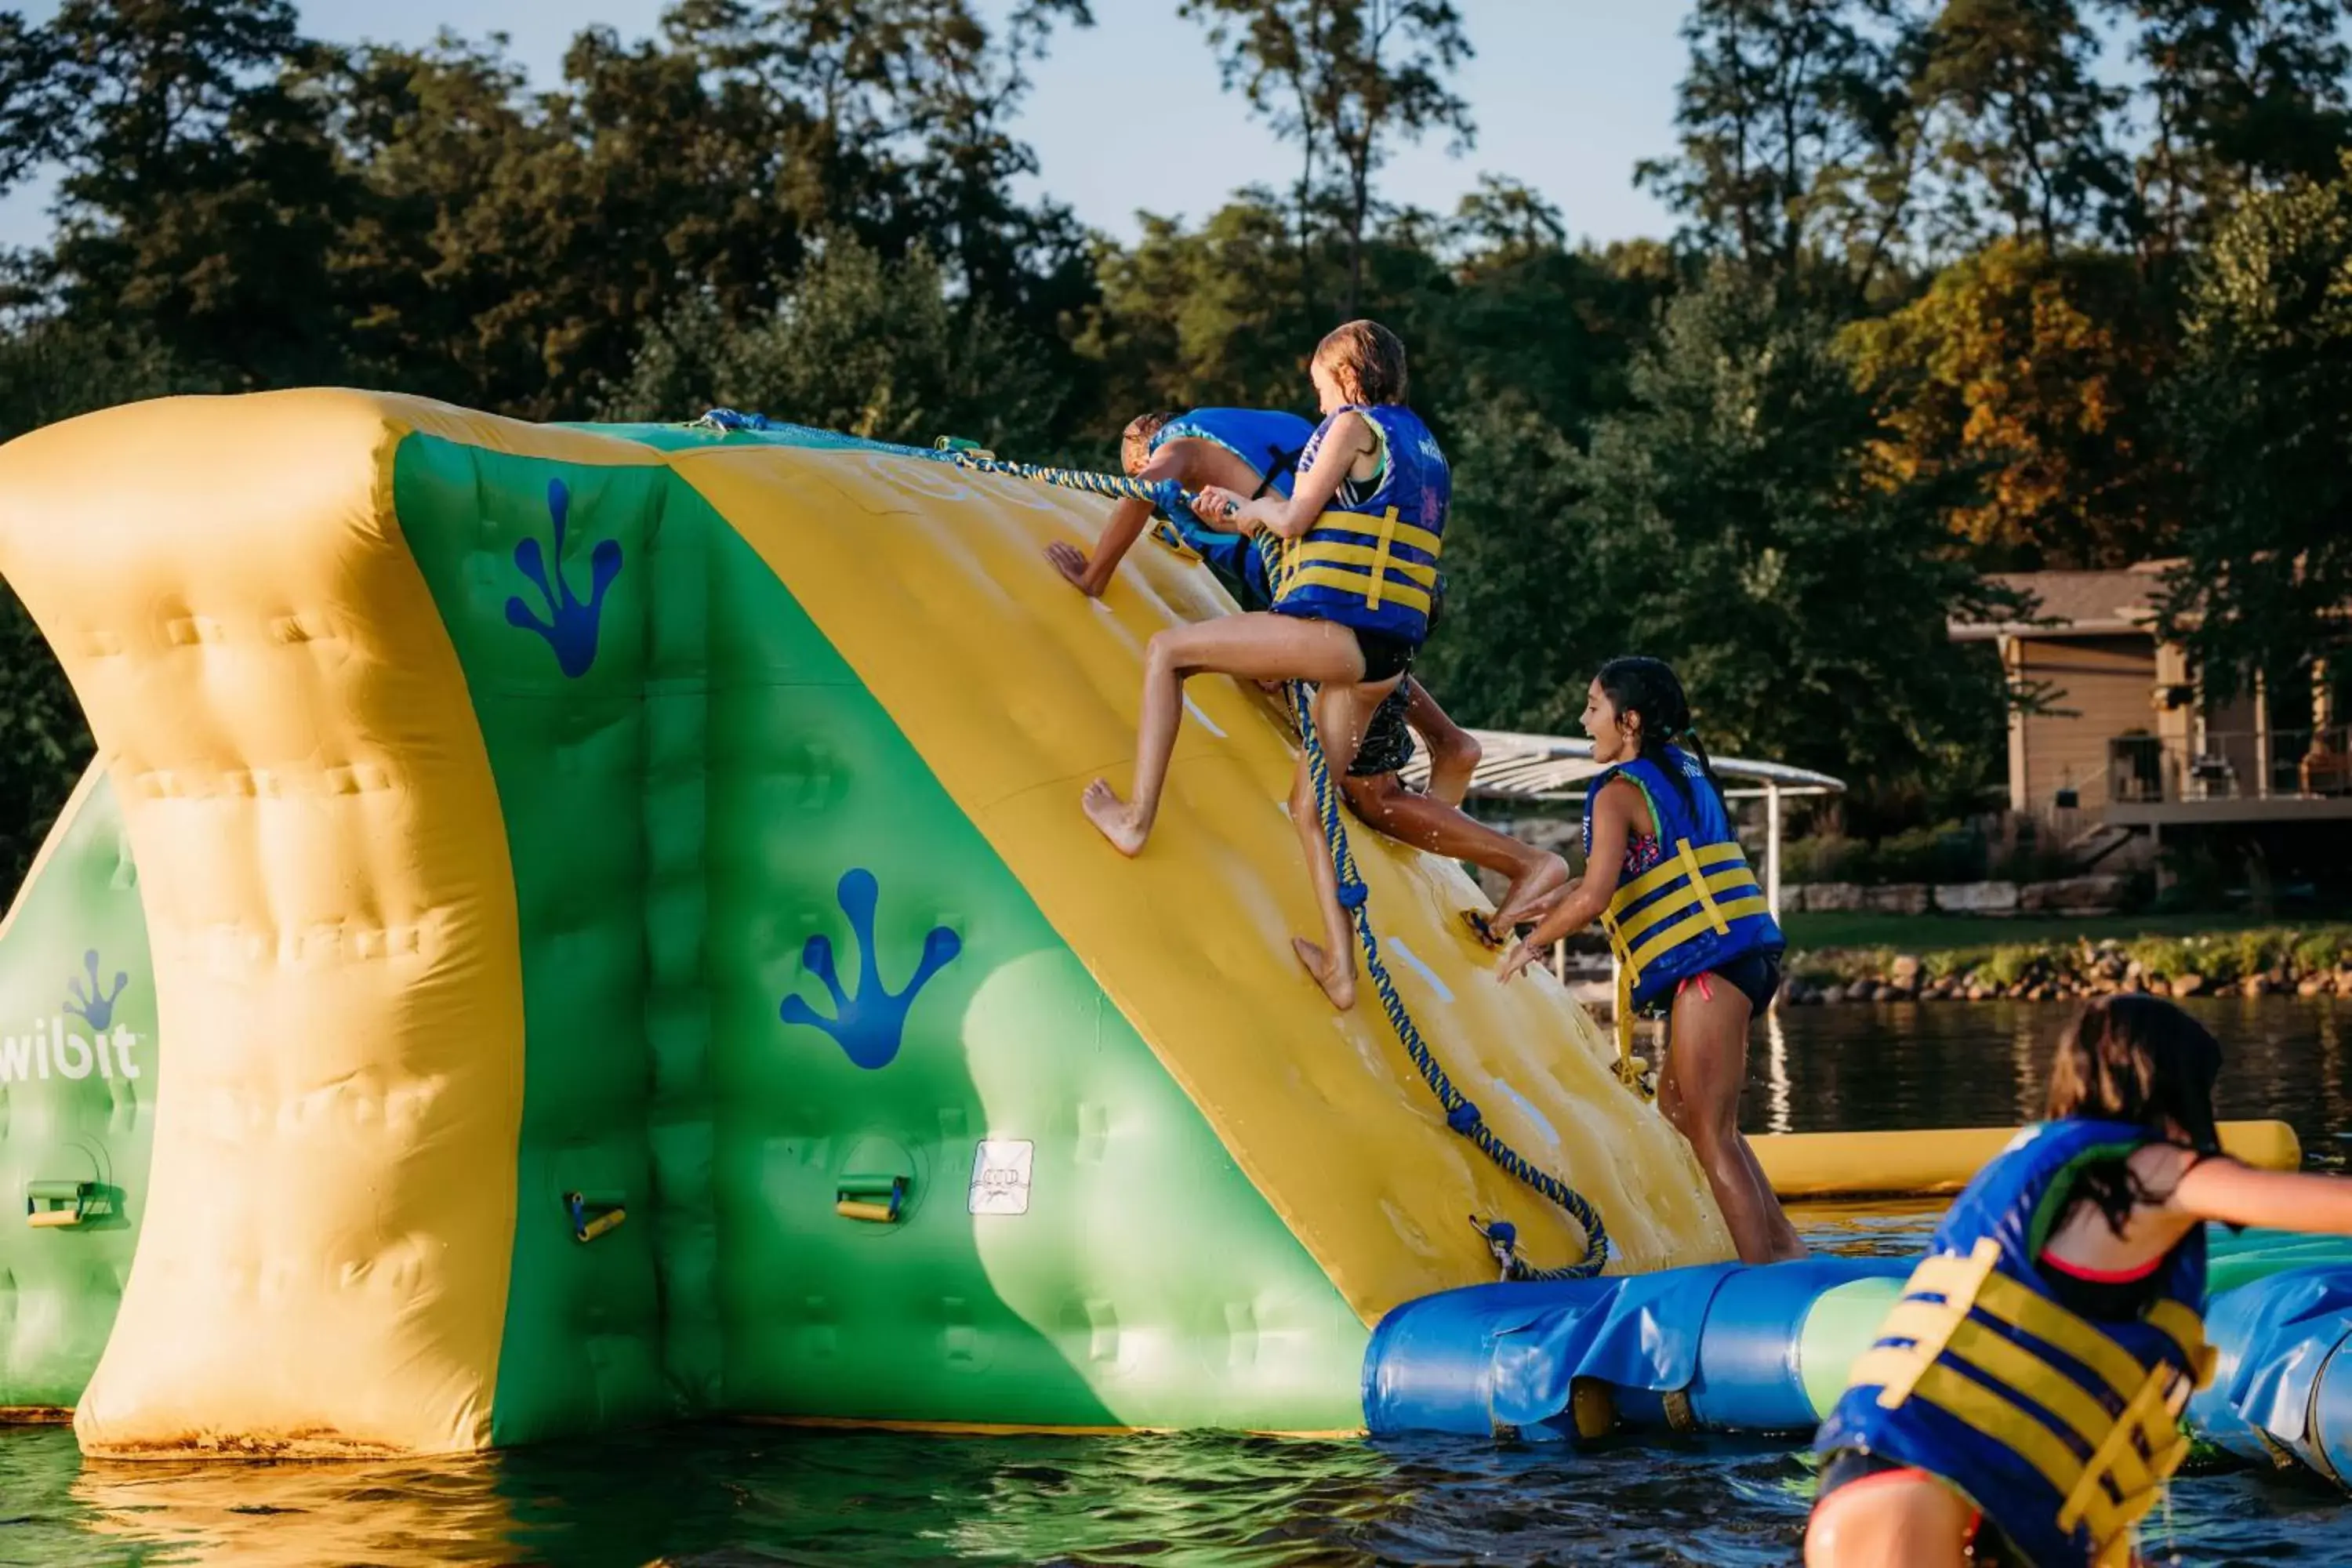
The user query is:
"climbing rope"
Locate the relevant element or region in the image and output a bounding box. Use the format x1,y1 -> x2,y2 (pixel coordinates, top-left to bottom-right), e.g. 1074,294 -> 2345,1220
1261,539 -> 1610,1281
699,410 -> 1615,1280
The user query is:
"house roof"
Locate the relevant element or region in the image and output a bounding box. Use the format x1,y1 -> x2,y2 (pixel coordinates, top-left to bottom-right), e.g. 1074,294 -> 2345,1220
1948,562 -> 2174,642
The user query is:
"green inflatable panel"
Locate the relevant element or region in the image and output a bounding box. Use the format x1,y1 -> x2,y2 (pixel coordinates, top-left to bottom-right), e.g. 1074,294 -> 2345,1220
0,766 -> 156,1411
387,434 -> 1366,1440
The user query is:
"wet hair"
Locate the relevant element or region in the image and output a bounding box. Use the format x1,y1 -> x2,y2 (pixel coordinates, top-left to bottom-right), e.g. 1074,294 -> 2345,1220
1594,655 -> 1725,818
2045,995 -> 2225,1238
1120,411 -> 1178,474
1315,320 -> 1410,405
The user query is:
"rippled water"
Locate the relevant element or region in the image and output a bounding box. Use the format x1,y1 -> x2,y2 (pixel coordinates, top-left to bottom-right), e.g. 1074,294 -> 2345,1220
2,1000 -> 2343,1567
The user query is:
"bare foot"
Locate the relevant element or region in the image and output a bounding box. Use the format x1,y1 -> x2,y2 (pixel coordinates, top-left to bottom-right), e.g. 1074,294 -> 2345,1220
1492,852 -> 1571,931
1081,779 -> 1148,856
1292,936 -> 1357,1010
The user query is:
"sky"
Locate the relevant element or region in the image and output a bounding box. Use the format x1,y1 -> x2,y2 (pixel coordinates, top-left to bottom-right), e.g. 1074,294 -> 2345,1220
0,1 -> 1694,252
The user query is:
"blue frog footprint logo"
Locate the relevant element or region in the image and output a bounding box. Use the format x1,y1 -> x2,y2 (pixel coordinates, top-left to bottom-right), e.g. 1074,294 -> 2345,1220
505,477 -> 622,677
779,869 -> 962,1070
64,949 -> 128,1032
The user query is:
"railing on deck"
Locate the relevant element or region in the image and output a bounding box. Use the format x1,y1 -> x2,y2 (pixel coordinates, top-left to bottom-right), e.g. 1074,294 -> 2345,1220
2109,726 -> 2352,804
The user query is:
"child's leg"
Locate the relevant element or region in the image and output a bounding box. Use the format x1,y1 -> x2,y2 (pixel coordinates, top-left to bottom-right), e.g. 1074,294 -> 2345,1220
1658,975 -> 1807,1264
1337,773 -> 1570,929
1805,1466 -> 1977,1568
1287,676 -> 1396,1009
1083,614 -> 1364,855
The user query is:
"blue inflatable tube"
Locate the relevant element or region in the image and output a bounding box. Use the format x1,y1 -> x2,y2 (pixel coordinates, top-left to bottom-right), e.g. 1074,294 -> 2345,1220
1366,1239 -> 2352,1493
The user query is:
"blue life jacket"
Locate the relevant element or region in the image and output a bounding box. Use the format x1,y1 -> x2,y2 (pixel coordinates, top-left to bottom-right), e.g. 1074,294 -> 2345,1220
1817,1119 -> 2216,1568
1272,404 -> 1450,644
1150,408 -> 1313,605
1583,747 -> 1782,1021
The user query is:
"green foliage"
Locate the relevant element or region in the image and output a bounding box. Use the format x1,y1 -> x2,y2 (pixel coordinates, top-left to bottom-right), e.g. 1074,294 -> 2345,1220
1178,1 -> 1475,317
1843,241 -> 2180,569
1636,0 -> 1920,292
2161,151 -> 2352,699
1428,264 -> 2016,814
601,233 -> 1060,452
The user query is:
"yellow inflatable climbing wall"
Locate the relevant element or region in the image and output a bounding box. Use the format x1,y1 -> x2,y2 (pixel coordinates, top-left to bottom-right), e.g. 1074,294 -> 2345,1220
0,390 -> 1729,1457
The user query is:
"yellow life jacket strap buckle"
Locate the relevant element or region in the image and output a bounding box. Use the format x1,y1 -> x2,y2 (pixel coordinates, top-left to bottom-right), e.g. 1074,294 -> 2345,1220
2056,1358 -> 2197,1539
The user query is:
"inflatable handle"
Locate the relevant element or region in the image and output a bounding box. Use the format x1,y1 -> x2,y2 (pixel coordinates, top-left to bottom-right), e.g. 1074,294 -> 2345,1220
836,1174 -> 909,1223
24,1178 -> 92,1228
563,1190 -> 626,1243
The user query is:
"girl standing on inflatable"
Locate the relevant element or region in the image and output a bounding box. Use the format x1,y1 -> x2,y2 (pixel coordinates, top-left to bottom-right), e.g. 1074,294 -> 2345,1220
1808,996 -> 2352,1568
1496,657 -> 1806,1264
1081,320 -> 1450,1012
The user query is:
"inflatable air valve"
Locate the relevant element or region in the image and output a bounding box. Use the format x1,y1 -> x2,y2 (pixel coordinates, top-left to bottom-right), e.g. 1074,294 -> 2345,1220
836,1174 -> 909,1224
564,1192 -> 626,1244
25,1179 -> 93,1229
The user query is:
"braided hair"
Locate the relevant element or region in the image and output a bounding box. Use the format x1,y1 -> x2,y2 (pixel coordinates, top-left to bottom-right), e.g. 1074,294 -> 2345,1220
1595,655 -> 1728,818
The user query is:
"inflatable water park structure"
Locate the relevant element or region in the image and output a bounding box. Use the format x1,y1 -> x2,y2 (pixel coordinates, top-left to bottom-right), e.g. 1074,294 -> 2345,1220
0,392 -> 2347,1490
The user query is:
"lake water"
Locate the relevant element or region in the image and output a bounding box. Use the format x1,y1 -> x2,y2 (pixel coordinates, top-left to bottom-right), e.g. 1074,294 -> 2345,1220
2,999 -> 2343,1567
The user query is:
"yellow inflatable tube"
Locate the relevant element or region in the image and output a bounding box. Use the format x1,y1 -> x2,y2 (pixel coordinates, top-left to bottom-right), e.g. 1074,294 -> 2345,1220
1752,1120 -> 2302,1199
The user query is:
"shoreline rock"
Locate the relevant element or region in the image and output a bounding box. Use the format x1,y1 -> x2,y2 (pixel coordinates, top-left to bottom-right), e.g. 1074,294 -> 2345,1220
1776,927 -> 2352,1007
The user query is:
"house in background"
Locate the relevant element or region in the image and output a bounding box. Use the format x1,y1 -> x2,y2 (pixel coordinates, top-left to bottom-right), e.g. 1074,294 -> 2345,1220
1948,562 -> 2350,849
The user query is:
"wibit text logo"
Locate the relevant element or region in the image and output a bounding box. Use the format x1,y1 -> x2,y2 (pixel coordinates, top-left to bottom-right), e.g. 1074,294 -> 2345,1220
779,869 -> 962,1071
1,949 -> 141,1083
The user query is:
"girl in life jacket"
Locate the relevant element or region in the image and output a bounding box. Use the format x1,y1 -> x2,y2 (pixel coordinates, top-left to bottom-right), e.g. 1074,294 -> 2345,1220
1080,320 -> 1450,1012
1494,656 -> 1806,1265
1809,996 -> 2352,1568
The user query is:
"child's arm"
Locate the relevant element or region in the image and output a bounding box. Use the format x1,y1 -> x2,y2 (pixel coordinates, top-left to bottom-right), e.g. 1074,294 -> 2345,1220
1194,411 -> 1372,542
1404,681 -> 1481,807
2163,1149 -> 2352,1234
1044,447 -> 1188,597
1495,780 -> 1633,982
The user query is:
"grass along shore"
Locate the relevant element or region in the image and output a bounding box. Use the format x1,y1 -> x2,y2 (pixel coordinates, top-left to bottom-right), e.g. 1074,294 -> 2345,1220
1781,920 -> 2352,1004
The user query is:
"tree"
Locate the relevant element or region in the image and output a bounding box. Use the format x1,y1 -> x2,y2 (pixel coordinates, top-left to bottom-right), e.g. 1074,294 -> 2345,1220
1918,0 -> 2133,250
2110,0 -> 2352,253
0,11 -> 64,194
601,230 -> 1058,454
1179,0 -> 1475,317
2161,154 -> 2352,700
31,0 -> 355,388
1426,267 -> 2017,816
1638,0 -> 1926,294
1843,239 -> 2180,568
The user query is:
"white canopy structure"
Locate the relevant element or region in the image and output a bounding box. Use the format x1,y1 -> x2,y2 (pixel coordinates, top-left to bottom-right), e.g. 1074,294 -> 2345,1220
1398,728 -> 1846,918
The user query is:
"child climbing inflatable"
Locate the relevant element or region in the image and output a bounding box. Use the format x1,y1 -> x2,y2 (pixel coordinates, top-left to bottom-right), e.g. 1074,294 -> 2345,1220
1082,321 -> 1451,1011
1498,656 -> 1802,1265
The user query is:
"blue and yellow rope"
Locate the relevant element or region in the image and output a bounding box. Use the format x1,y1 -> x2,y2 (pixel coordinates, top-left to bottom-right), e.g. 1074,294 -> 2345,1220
1259,544 -> 1609,1280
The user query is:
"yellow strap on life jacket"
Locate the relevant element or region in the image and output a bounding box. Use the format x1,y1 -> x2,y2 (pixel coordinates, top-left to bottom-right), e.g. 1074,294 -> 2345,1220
1281,506 -> 1443,615
1849,1237 -> 2212,1566
1598,839 -> 1764,991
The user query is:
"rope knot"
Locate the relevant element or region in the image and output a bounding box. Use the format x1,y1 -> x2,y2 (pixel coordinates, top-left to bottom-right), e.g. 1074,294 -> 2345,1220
1337,880 -> 1370,911
1445,1099 -> 1482,1136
